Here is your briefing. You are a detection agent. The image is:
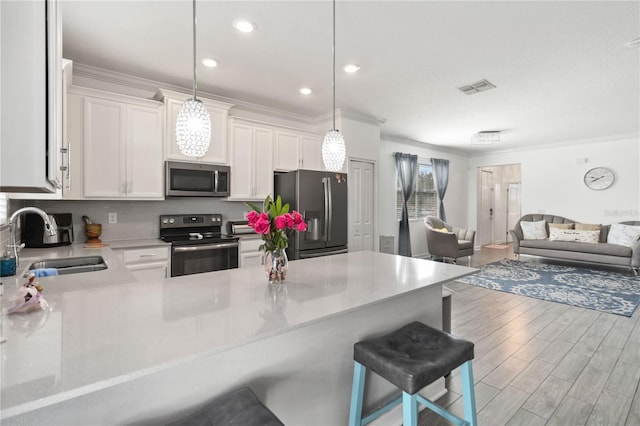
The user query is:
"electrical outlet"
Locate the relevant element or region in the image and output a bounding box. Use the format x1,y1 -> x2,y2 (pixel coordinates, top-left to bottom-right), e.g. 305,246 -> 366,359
108,212 -> 118,224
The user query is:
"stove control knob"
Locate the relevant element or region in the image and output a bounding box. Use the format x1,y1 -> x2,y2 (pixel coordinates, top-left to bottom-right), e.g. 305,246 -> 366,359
162,218 -> 168,224
169,218 -> 175,224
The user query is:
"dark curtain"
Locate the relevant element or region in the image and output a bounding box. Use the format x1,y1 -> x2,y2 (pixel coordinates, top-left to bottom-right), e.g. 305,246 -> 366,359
395,153 -> 418,257
431,158 -> 450,221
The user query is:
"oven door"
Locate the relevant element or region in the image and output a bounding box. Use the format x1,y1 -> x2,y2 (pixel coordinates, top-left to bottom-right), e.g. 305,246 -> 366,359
171,241 -> 239,277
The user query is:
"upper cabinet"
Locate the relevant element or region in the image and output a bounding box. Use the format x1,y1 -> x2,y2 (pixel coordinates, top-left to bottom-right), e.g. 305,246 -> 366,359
1,0 -> 62,193
157,89 -> 233,165
80,88 -> 164,199
228,118 -> 274,200
274,130 -> 323,172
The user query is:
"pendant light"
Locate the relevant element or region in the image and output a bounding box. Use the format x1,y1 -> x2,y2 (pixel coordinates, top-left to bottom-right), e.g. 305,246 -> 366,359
176,0 -> 211,157
322,0 -> 346,172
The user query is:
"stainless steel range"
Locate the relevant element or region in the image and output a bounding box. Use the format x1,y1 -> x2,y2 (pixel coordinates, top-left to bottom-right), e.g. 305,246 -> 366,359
160,214 -> 239,277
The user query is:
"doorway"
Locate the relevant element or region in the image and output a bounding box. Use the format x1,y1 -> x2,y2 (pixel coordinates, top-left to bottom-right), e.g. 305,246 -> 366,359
348,159 -> 375,252
476,164 -> 521,247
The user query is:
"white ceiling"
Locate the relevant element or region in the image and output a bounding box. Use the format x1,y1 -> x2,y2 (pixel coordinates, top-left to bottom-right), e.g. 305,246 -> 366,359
62,1 -> 640,153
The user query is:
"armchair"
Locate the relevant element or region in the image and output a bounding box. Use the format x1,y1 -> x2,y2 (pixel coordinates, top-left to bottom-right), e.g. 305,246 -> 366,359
424,216 -> 476,264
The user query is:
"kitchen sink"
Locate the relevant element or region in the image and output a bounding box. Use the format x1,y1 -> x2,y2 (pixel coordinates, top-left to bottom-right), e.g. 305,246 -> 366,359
28,256 -> 108,275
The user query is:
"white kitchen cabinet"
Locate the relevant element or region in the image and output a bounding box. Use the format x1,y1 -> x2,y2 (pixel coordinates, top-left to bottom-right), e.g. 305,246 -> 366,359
239,238 -> 263,268
274,130 -> 300,171
113,245 -> 171,282
299,133 -> 323,171
228,119 -> 274,200
273,130 -> 323,172
157,89 -> 233,165
82,90 -> 163,199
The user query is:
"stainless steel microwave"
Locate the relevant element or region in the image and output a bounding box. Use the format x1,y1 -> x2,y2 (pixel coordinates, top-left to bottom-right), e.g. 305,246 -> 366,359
165,161 -> 230,197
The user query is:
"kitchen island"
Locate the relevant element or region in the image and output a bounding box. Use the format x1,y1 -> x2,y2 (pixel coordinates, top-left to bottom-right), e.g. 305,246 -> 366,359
0,250 -> 475,425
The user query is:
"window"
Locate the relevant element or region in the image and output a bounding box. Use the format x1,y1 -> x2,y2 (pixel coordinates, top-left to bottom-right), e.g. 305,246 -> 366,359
396,162 -> 437,220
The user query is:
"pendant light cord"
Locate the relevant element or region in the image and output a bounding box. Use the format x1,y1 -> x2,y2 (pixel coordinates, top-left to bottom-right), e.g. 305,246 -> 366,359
192,0 -> 197,101
332,0 -> 336,130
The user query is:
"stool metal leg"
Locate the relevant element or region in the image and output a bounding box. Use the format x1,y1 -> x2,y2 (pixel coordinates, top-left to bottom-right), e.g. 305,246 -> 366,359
349,361 -> 366,426
460,360 -> 478,426
402,392 -> 418,426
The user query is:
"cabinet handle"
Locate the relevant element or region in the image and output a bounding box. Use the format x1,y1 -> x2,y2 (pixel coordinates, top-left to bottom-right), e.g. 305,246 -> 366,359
139,254 -> 156,258
67,141 -> 72,189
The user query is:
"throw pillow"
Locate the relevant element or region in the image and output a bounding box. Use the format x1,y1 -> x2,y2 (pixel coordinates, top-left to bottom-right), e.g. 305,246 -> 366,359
548,223 -> 574,230
549,229 -> 600,243
433,227 -> 450,233
520,220 -> 547,239
607,223 -> 640,247
575,223 -> 601,231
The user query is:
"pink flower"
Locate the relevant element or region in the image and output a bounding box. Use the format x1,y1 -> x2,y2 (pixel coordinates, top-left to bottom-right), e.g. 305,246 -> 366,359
254,213 -> 271,234
246,210 -> 259,226
275,215 -> 287,230
292,211 -> 307,231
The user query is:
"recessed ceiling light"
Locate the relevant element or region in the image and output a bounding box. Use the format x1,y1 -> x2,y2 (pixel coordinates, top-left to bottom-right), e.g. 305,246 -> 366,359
201,58 -> 218,68
233,19 -> 256,33
343,64 -> 360,73
300,88 -> 312,95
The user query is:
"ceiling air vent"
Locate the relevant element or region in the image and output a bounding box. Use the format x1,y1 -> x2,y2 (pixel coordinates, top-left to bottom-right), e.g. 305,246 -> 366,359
457,79 -> 496,95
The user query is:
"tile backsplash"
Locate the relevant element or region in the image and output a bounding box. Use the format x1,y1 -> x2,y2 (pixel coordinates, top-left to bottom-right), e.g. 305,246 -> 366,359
13,199 -> 249,242
0,224 -> 9,255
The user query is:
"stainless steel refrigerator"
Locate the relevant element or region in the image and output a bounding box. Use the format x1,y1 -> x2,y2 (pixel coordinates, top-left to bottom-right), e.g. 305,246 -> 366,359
274,170 -> 348,260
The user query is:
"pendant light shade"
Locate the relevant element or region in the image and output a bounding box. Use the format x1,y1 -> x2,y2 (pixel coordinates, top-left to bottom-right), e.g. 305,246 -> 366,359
322,129 -> 346,172
176,99 -> 211,157
176,0 -> 211,158
322,0 -> 346,172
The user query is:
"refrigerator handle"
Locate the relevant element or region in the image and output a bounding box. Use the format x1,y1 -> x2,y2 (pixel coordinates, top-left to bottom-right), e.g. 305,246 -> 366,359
322,177 -> 330,242
327,177 -> 333,242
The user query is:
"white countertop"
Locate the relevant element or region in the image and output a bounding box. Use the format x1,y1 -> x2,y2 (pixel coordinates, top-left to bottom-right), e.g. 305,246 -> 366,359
0,250 -> 476,419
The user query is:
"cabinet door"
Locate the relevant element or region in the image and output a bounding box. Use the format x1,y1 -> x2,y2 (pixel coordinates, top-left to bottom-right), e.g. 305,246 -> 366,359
300,134 -> 323,171
274,131 -> 299,171
229,123 -> 255,199
127,262 -> 169,282
253,126 -> 274,199
127,105 -> 164,198
165,97 -> 229,164
83,97 -> 126,197
240,251 -> 263,268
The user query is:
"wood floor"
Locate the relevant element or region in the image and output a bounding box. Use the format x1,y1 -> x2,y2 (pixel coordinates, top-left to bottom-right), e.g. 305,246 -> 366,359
418,245 -> 640,426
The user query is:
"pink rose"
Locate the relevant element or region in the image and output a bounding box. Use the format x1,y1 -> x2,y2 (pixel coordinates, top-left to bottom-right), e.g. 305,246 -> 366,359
296,221 -> 308,232
292,212 -> 307,231
252,213 -> 271,234
247,211 -> 259,226
275,215 -> 287,230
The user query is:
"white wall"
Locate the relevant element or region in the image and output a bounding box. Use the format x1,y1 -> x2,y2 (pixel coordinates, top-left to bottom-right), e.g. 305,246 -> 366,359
468,137 -> 640,230
378,138 -> 469,258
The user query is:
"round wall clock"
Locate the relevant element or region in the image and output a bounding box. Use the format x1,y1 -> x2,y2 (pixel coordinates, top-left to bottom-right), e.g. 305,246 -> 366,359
583,167 -> 615,190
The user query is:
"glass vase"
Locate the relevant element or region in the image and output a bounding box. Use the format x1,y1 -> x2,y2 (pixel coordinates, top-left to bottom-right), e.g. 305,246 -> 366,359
264,248 -> 288,284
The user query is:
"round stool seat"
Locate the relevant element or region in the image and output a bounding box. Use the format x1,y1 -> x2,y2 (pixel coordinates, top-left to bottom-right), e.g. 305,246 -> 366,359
354,321 -> 474,394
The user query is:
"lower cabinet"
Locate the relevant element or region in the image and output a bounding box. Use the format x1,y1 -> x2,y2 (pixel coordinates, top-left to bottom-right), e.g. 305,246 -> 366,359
113,245 -> 171,282
239,238 -> 263,268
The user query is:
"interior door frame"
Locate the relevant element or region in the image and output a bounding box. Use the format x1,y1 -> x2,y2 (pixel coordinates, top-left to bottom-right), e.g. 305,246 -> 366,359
348,157 -> 377,252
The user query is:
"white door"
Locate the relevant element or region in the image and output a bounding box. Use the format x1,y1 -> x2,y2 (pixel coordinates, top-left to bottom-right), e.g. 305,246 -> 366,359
506,183 -> 521,242
348,160 -> 375,252
478,169 -> 494,246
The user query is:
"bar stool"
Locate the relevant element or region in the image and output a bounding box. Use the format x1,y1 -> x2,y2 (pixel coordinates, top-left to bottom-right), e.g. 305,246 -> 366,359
348,321 -> 477,426
167,387 -> 284,426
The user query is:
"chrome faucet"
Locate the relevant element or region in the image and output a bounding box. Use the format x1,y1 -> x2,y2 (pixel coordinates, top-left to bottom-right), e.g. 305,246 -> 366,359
8,207 -> 57,266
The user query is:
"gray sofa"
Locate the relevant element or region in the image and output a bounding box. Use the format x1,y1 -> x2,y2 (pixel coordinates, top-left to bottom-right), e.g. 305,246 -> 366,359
510,214 -> 640,274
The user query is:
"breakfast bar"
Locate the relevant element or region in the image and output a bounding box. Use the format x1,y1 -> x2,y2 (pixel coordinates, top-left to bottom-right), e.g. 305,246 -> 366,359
0,250 -> 475,425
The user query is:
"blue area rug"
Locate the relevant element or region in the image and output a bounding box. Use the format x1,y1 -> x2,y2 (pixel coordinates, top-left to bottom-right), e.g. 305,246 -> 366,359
458,259 -> 640,317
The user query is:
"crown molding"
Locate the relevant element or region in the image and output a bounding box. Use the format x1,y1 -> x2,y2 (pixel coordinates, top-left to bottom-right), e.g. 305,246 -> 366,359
72,63 -> 318,126
315,108 -> 386,127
